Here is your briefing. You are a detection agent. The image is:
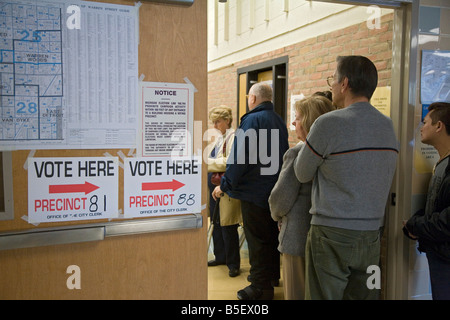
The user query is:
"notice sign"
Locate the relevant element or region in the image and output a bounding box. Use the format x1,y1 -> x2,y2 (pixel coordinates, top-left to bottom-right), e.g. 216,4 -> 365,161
371,86 -> 391,118
28,157 -> 119,224
124,157 -> 201,218
139,82 -> 194,157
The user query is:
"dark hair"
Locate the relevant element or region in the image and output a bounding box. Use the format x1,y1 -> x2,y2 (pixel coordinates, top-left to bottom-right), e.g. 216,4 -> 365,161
336,56 -> 378,100
428,102 -> 450,135
313,90 -> 332,102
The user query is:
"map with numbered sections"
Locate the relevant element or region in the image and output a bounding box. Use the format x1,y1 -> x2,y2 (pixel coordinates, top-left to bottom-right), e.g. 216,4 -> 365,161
0,2 -> 63,141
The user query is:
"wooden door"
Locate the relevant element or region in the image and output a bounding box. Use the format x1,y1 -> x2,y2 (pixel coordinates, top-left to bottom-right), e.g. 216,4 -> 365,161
0,0 -> 207,300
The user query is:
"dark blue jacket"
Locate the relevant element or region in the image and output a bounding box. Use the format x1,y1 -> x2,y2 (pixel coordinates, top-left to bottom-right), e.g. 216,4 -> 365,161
220,101 -> 289,209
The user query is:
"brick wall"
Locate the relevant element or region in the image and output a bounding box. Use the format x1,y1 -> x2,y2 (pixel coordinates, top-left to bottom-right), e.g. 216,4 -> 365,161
208,13 -> 394,298
208,12 -> 394,146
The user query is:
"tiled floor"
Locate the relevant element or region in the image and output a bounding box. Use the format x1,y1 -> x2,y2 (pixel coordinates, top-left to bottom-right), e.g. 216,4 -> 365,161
207,226 -> 284,300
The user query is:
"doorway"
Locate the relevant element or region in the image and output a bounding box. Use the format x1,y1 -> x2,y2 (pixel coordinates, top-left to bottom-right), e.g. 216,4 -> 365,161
207,0 -> 420,300
237,56 -> 288,125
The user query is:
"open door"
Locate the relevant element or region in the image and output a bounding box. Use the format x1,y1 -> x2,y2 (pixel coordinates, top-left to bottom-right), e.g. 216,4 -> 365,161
237,57 -> 288,125
309,0 -> 418,300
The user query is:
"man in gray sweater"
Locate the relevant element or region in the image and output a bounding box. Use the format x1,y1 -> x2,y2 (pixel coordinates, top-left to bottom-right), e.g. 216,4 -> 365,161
294,56 -> 399,300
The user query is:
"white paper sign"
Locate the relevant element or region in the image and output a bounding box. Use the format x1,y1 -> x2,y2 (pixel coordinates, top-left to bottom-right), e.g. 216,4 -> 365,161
138,82 -> 194,157
28,157 -> 119,223
124,156 -> 201,218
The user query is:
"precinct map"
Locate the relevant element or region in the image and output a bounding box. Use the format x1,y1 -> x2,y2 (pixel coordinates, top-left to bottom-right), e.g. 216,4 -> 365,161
0,0 -> 139,150
0,1 -> 63,141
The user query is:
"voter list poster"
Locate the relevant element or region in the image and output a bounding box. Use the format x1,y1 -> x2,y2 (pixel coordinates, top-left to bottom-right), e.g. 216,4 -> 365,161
124,156 -> 201,218
28,157 -> 119,223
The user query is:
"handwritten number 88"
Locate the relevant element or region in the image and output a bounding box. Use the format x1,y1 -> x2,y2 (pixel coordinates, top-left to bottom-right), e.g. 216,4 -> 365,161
177,194 -> 195,206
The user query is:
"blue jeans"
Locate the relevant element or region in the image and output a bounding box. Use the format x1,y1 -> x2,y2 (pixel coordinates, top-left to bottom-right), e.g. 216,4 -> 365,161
426,251 -> 450,300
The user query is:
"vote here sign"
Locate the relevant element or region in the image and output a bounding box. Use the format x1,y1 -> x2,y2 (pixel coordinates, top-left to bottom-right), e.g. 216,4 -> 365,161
28,157 -> 119,224
124,156 -> 201,218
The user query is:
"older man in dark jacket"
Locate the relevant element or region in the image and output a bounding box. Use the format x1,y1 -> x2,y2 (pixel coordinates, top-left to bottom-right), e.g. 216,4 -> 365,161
213,82 -> 289,300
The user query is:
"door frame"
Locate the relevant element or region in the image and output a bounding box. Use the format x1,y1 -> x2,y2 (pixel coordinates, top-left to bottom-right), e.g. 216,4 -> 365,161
311,0 -> 419,300
236,56 -> 289,125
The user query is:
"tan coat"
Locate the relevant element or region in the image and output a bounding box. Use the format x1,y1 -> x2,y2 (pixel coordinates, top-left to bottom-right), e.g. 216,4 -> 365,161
207,129 -> 242,226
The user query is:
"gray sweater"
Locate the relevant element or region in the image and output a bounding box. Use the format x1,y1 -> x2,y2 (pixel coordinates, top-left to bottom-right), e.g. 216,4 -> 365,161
269,142 -> 312,257
294,102 -> 399,231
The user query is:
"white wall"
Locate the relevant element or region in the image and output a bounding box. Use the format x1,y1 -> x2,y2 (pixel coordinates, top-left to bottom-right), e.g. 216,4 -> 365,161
208,0 -> 392,71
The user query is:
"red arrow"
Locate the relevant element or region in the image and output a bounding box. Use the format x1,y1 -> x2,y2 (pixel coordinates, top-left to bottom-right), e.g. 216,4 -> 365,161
49,181 -> 100,195
142,179 -> 185,192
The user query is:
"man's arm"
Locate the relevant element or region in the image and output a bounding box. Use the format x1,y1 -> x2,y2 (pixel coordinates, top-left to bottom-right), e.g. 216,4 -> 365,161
294,120 -> 326,183
218,116 -> 256,195
406,180 -> 450,241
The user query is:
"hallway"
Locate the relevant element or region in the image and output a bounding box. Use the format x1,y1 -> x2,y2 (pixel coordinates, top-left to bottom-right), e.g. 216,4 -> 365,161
207,229 -> 284,300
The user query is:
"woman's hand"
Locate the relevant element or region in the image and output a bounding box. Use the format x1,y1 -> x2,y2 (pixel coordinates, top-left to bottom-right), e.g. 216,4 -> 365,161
212,186 -> 224,201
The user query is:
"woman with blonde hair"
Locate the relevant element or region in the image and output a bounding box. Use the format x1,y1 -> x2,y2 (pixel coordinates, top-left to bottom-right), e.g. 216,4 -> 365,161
207,105 -> 242,277
269,95 -> 335,299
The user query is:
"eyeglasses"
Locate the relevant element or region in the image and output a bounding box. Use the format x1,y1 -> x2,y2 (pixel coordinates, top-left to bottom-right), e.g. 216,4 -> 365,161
326,75 -> 334,87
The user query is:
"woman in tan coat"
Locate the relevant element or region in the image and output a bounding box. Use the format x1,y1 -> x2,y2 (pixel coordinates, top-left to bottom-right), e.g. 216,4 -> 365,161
207,105 -> 242,277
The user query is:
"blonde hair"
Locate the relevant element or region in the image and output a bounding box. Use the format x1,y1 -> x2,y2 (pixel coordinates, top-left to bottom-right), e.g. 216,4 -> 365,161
209,105 -> 233,125
295,96 -> 335,133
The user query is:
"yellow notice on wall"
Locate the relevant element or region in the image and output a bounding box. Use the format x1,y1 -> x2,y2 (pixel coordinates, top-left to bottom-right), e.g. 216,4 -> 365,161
371,86 -> 391,117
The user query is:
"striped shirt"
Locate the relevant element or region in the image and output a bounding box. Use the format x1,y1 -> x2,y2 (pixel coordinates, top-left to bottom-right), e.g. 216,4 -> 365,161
294,102 -> 399,231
